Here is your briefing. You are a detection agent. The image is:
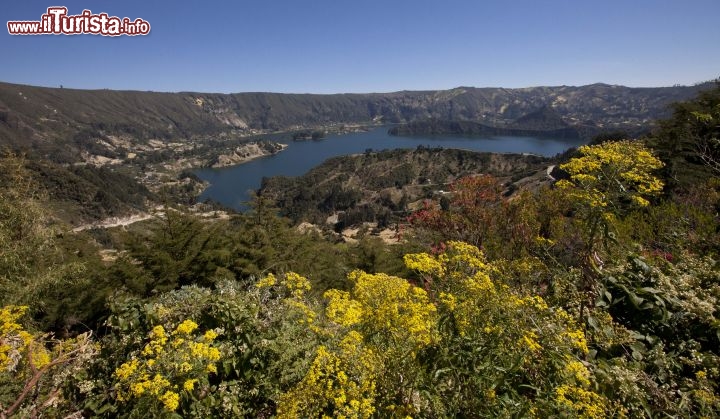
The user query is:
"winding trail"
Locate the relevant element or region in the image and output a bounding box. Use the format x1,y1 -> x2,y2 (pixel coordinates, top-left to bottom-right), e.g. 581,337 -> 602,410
71,213 -> 154,232
546,165 -> 556,180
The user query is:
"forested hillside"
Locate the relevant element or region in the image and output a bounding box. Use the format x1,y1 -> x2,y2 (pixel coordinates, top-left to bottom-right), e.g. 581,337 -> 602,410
1,85 -> 719,418
259,148 -> 549,227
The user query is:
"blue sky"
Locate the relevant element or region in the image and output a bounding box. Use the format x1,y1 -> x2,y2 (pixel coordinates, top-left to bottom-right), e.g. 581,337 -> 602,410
2,0 -> 719,93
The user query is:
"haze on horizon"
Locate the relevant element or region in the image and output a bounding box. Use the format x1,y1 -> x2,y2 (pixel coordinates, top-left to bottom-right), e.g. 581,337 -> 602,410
2,0 -> 719,94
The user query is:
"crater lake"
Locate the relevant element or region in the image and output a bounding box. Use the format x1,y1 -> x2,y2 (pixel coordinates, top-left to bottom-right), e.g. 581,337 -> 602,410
194,126 -> 585,210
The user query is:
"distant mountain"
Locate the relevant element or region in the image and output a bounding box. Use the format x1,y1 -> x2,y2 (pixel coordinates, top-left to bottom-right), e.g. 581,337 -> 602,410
512,105 -> 569,130
0,81 -> 712,162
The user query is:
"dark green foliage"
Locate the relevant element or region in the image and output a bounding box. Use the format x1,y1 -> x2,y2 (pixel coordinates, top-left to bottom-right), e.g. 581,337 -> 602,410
25,159 -> 153,222
647,82 -> 720,191
125,209 -> 234,293
587,130 -> 631,146
292,130 -> 326,140
116,199 -> 359,297
617,187 -> 720,256
227,199 -> 351,293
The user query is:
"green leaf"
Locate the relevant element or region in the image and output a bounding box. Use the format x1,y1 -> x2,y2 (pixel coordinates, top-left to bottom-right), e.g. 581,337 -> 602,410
587,315 -> 600,331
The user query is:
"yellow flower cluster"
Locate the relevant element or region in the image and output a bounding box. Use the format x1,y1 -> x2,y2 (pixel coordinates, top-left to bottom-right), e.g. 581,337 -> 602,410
441,241 -> 488,270
346,270 -> 438,348
142,325 -> 168,356
174,319 -> 198,335
286,298 -> 318,327
159,390 -> 180,411
0,305 -> 51,373
555,181 -> 609,208
129,373 -> 170,398
284,272 -> 312,298
404,242 -> 496,335
563,329 -> 589,355
324,289 -> 364,326
438,292 -> 457,312
114,319 -> 221,411
693,389 -> 718,408
257,272 -> 311,298
114,358 -> 139,380
279,265 -> 445,417
519,331 -> 543,353
1,305 -> 34,371
554,309 -> 590,355
183,378 -> 197,391
278,331 -> 378,419
257,272 -> 318,329
554,384 -> 608,418
564,360 -> 591,387
506,295 -> 550,311
558,140 -> 664,210
403,253 -> 446,277
278,241 -> 605,417
255,272 -> 277,288
402,241 -> 599,412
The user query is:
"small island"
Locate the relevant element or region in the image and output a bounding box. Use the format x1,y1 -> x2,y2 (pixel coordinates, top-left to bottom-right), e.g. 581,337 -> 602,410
292,130 -> 327,141
389,118 -> 582,140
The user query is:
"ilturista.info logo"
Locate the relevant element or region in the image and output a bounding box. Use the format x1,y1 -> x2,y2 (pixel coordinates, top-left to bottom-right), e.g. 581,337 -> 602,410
7,7 -> 150,36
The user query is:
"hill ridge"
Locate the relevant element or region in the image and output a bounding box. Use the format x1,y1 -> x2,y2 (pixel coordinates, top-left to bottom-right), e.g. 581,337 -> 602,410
0,81 -> 712,163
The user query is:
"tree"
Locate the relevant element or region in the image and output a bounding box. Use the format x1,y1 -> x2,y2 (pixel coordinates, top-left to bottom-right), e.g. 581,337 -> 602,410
648,83 -> 720,189
407,175 -> 540,259
555,140 -> 664,256
0,154 -> 84,312
691,104 -> 720,173
125,207 -> 233,294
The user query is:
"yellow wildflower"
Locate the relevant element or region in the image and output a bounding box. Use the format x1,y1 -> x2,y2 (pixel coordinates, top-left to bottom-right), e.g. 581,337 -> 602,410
325,289 -> 364,326
565,360 -> 591,387
159,390 -> 180,411
563,329 -> 589,355
555,385 -> 607,419
115,359 -> 139,380
520,331 -> 542,353
348,269 -> 438,348
256,272 -> 277,288
174,319 -> 198,336
403,252 -> 446,276
178,362 -> 192,373
183,379 -> 197,391
439,292 -> 457,311
203,329 -> 218,341
284,272 -> 312,298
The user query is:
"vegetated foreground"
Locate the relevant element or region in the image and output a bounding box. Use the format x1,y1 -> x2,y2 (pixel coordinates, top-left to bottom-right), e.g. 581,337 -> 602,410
1,84 -> 720,417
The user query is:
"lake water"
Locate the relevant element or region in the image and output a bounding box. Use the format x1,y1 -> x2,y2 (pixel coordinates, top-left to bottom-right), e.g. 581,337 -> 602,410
194,126 -> 584,210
